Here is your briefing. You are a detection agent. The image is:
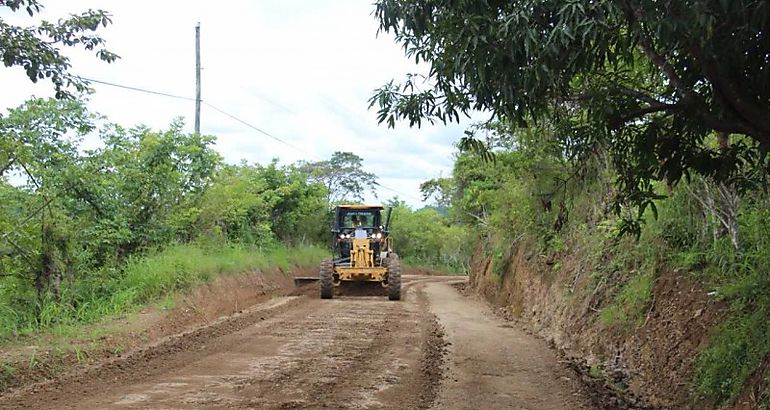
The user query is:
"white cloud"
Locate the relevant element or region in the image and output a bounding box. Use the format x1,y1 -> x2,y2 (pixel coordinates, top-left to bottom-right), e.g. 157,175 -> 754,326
0,0 -> 482,207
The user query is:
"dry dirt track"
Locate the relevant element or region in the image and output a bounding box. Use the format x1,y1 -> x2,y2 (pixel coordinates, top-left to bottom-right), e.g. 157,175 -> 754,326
0,275 -> 592,409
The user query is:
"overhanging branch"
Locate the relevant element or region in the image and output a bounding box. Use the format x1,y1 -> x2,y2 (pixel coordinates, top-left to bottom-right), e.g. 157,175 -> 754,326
618,102 -> 682,123
702,58 -> 770,136
622,2 -> 695,102
0,157 -> 16,176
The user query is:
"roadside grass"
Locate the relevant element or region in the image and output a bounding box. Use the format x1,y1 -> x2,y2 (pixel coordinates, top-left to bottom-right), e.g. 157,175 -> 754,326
114,243 -> 323,306
695,293 -> 770,406
0,363 -> 14,392
598,267 -> 655,329
691,235 -> 770,405
0,243 -> 326,341
650,184 -> 770,406
402,256 -> 467,275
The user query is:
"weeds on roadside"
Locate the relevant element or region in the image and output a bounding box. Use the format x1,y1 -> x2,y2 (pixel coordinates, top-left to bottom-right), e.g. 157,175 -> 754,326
0,243 -> 325,340
599,267 -> 655,330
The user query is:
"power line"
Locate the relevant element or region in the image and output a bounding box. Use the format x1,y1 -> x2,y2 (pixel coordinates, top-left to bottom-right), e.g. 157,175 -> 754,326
377,183 -> 424,202
76,76 -> 195,101
78,76 -> 424,203
202,102 -> 319,160
77,76 -> 318,158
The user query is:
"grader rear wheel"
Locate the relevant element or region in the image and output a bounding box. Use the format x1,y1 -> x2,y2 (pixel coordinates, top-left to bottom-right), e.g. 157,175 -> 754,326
386,253 -> 401,301
320,258 -> 334,299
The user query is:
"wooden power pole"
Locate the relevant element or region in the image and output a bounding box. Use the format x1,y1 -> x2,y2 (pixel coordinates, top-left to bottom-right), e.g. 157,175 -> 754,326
194,22 -> 201,135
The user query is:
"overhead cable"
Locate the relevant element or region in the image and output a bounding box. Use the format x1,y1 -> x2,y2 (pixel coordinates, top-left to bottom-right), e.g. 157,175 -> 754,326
79,76 -> 425,202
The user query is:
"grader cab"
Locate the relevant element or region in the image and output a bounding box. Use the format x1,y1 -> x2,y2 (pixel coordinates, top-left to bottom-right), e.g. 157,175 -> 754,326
319,205 -> 401,300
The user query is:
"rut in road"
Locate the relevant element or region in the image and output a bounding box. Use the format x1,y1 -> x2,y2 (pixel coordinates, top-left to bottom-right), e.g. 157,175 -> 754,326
1,278 -> 443,409
1,276 -> 592,409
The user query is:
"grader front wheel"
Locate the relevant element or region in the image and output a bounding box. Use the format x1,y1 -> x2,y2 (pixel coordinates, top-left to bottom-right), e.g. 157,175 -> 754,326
320,258 -> 334,299
387,253 -> 401,301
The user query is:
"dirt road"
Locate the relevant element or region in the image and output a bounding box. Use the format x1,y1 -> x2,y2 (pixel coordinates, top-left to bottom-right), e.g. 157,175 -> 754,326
1,275 -> 592,409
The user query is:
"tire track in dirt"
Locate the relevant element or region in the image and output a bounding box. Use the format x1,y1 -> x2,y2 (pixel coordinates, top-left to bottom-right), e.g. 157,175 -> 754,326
231,277 -> 448,409
0,276 -> 455,409
425,280 -> 593,410
0,295 -> 306,409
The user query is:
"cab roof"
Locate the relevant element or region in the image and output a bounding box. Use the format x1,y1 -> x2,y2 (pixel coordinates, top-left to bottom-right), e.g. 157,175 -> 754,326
337,204 -> 384,210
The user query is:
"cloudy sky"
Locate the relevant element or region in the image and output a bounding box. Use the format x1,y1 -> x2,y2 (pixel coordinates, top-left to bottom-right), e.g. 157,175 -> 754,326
0,1 -> 480,206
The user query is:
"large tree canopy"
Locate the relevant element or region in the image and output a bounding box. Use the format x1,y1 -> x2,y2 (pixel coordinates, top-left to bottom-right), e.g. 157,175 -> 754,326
0,0 -> 118,98
370,0 -> 770,214
297,151 -> 378,203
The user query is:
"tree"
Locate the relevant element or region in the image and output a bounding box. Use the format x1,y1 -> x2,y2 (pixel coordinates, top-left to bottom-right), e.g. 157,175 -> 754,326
419,177 -> 453,209
0,98 -> 91,181
297,151 -> 379,204
78,120 -> 222,257
196,161 -> 328,245
1,100 -> 224,311
385,201 -> 471,271
0,0 -> 118,98
370,0 -> 770,224
0,98 -> 94,309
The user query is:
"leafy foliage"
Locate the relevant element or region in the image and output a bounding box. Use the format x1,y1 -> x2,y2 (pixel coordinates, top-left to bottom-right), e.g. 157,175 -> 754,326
0,98 -> 330,336
385,198 -> 471,273
371,0 -> 770,228
297,151 -> 378,203
0,0 -> 119,97
196,161 -> 328,245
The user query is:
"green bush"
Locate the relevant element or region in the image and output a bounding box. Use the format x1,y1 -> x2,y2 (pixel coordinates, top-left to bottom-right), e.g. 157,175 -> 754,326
692,200 -> 770,405
388,203 -> 472,273
0,243 -> 326,339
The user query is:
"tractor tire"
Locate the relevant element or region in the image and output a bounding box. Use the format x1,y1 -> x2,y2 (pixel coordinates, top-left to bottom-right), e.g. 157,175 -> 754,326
320,258 -> 334,299
387,253 -> 401,301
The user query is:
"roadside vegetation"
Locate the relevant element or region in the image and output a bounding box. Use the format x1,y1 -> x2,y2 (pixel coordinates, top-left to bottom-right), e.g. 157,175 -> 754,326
372,0 -> 770,407
0,97 -> 329,338
3,0 -> 769,407
386,202 -> 471,274
0,96 -> 461,342
0,243 -> 326,339
404,113 -> 770,407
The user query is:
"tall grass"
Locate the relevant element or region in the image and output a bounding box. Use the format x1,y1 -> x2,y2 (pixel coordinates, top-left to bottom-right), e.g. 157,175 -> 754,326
689,203 -> 770,406
643,182 -> 770,406
0,243 -> 326,339
115,244 -> 322,304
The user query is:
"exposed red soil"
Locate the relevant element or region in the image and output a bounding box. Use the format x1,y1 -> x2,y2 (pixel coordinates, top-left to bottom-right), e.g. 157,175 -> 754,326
0,266 -> 314,396
469,241 -> 728,409
0,274 -> 594,410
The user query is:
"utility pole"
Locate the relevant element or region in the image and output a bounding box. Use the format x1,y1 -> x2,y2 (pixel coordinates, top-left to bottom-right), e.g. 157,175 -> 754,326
194,22 -> 201,135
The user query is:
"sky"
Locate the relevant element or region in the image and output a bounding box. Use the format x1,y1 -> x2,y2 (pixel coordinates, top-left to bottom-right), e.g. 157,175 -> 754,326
0,1 -> 479,207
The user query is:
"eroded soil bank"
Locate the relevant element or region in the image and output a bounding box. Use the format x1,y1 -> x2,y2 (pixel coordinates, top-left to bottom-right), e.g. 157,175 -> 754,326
469,241 -> 729,409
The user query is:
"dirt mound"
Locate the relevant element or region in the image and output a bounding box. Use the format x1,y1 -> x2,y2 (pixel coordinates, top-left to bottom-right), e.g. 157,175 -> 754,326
0,265 -> 314,397
149,270 -> 294,338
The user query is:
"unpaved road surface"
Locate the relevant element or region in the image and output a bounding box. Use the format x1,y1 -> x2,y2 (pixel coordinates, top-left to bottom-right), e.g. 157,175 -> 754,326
1,275 -> 592,409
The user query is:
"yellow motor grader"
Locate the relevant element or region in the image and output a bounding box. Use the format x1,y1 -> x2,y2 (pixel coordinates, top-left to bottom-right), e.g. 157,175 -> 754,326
319,204 -> 400,300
